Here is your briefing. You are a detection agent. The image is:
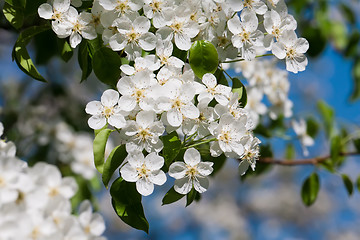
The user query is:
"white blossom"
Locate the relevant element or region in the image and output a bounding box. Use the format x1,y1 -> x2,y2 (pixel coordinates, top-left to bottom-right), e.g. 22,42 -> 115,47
120,152 -> 166,196
292,119 -> 314,156
168,148 -> 213,194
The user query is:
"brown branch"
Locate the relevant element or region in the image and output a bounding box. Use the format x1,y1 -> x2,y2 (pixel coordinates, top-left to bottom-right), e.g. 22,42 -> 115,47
256,152 -> 360,166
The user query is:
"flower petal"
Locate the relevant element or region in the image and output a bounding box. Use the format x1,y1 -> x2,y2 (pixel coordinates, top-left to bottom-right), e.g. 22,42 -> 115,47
136,178 -> 154,196
184,148 -> 201,166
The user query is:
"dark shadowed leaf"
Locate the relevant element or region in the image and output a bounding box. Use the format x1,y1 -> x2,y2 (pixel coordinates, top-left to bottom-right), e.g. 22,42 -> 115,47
301,172 -> 320,206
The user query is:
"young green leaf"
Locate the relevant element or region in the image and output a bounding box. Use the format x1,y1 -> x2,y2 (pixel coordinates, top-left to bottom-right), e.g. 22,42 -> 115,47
12,25 -> 51,82
186,187 -> 197,207
102,145 -> 127,188
160,131 -> 182,167
317,100 -> 335,138
301,172 -> 320,206
59,40 -> 73,62
330,135 -> 341,166
341,174 -> 353,196
232,78 -> 247,107
110,178 -> 149,233
3,2 -> 24,29
189,40 -> 218,79
92,47 -> 122,87
284,143 -> 295,160
356,175 -> 360,192
306,117 -> 319,138
353,138 -> 360,153
93,128 -> 113,174
162,187 -> 185,205
78,40 -> 93,82
350,57 -> 360,101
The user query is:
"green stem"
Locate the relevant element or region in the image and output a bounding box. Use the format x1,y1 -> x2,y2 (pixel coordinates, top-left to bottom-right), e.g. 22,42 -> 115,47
221,53 -> 274,64
184,138 -> 217,149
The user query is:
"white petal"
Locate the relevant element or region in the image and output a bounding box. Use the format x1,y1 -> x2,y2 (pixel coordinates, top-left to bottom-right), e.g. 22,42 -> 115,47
181,104 -> 200,119
174,177 -> 192,194
53,0 -> 70,12
89,213 -> 106,236
238,160 -> 250,176
133,16 -> 150,34
202,73 -> 217,88
70,32 -> 82,48
38,3 -> 53,19
167,109 -> 183,127
148,170 -> 166,185
108,114 -> 126,128
120,164 -> 139,182
139,32 -> 157,51
197,162 -> 214,176
193,176 -> 209,193
184,148 -> 201,167
136,111 -> 155,128
118,96 -> 137,112
88,115 -> 106,129
168,162 -> 187,179
174,33 -> 191,51
85,101 -> 102,115
144,152 -> 164,171
101,89 -> 119,107
272,42 -> 286,59
136,178 -> 154,196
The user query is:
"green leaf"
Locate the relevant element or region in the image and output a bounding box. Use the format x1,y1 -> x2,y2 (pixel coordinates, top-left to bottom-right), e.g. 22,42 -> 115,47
353,139 -> 360,153
344,31 -> 360,58
110,178 -> 149,233
94,124 -> 108,137
93,128 -> 113,174
78,40 -> 93,82
102,145 -> 127,188
317,100 -> 335,138
350,57 -> 360,101
186,187 -> 197,207
92,47 -> 122,87
3,2 -> 24,29
34,30 -> 58,65
232,78 -> 247,107
284,143 -> 295,160
162,187 -> 185,205
160,131 -> 182,168
12,25 -> 51,82
341,174 -> 353,196
319,159 -> 335,173
356,175 -> 360,192
340,3 -> 356,25
189,40 -> 219,79
87,37 -> 103,57
306,117 -> 319,138
6,0 -> 27,8
330,135 -> 341,165
59,40 -> 73,62
301,172 -> 320,206
213,68 -> 229,86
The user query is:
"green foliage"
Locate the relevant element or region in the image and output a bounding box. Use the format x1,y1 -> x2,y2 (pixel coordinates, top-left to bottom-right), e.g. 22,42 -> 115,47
160,131 -> 182,168
3,2 -> 24,29
189,40 -> 219,79
317,101 -> 335,138
306,117 -> 319,138
350,57 -> 360,101
232,78 -> 247,108
341,174 -> 353,196
186,187 -> 197,207
78,40 -> 93,82
93,128 -> 113,174
92,47 -> 122,87
162,187 -> 185,205
110,178 -> 149,233
284,143 -> 295,160
353,138 -> 360,153
301,172 -> 320,206
213,68 -> 229,86
102,145 -> 127,188
60,40 -> 73,62
330,135 -> 342,166
356,176 -> 360,193
12,25 -> 51,82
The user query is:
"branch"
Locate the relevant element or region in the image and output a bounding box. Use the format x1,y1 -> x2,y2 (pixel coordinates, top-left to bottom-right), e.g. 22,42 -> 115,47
256,152 -> 360,166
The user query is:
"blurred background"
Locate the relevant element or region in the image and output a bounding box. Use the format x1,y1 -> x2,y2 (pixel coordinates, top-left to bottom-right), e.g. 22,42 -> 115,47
1,0 -> 360,239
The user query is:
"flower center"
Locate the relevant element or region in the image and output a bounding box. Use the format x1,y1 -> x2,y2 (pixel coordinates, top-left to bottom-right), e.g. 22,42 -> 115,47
16,191 -> 25,204
138,128 -> 150,141
73,21 -> 83,33
186,166 -> 198,178
240,31 -> 250,42
272,27 -> 280,39
244,0 -> 254,8
52,10 -> 62,21
219,130 -> 231,143
150,1 -> 162,12
127,29 -> 140,43
49,187 -> 59,197
102,106 -> 114,118
170,22 -> 183,33
172,98 -> 183,109
137,164 -> 149,177
116,0 -> 129,13
286,47 -> 296,58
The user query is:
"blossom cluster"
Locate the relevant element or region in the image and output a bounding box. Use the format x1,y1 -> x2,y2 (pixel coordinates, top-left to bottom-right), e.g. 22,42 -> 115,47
37,0 -> 310,196
38,0 -> 309,73
0,122 -> 106,240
